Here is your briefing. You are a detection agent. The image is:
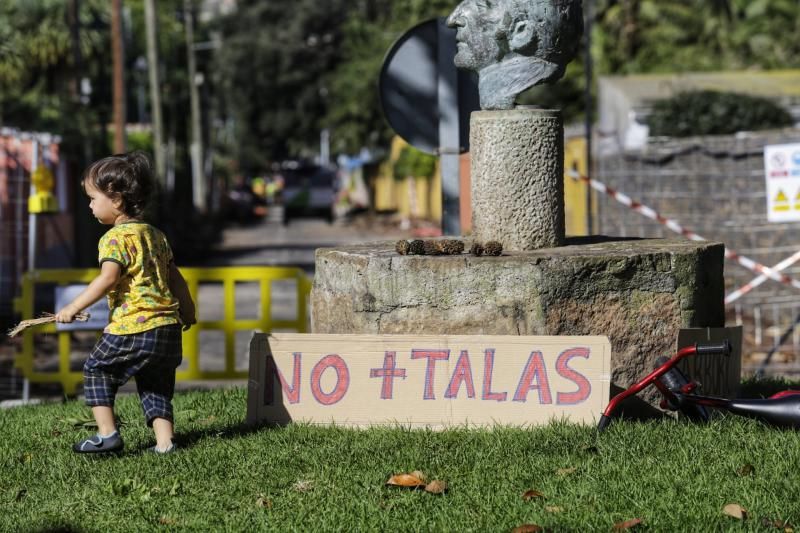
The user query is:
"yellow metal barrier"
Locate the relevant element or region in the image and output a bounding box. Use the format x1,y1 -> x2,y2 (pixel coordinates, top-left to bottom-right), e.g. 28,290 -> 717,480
13,266 -> 312,395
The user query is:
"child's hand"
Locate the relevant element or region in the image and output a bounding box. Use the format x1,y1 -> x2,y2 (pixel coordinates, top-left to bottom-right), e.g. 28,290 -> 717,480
55,305 -> 80,323
180,308 -> 197,331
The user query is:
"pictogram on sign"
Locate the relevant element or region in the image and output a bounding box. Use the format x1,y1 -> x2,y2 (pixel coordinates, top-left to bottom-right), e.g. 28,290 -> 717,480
774,189 -> 790,211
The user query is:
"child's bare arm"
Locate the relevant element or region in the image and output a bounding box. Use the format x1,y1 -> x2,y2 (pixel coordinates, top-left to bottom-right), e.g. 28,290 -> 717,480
55,261 -> 121,322
169,262 -> 196,329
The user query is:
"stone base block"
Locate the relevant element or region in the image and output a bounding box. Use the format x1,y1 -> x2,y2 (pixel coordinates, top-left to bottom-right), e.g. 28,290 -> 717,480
311,237 -> 728,394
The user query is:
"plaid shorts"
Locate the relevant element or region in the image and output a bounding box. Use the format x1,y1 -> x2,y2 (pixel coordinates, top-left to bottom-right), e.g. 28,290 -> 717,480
84,325 -> 182,426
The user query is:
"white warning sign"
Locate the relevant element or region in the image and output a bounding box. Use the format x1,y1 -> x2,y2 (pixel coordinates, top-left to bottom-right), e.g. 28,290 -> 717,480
765,143 -> 800,222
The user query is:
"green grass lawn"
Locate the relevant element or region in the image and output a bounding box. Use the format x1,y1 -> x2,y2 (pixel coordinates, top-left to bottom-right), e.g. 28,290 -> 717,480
2,386 -> 799,532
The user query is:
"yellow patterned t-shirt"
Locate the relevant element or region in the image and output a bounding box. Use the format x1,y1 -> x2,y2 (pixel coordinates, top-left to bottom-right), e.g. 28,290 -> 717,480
98,222 -> 180,334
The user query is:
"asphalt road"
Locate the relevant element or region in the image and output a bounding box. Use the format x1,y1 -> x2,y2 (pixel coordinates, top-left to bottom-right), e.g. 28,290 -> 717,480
203,208 -> 414,272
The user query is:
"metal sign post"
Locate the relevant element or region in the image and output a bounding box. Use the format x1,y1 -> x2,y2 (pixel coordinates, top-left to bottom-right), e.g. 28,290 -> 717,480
437,18 -> 461,236
22,139 -> 39,402
379,18 -> 480,236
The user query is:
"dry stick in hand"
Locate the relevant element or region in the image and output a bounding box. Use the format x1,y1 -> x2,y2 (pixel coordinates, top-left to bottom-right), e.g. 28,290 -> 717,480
7,312 -> 90,338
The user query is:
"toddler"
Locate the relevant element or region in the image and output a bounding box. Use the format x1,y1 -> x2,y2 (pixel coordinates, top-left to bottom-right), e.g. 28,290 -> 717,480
56,151 -> 196,454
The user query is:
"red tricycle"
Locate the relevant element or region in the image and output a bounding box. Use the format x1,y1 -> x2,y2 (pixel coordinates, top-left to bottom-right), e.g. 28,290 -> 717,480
598,340 -> 800,432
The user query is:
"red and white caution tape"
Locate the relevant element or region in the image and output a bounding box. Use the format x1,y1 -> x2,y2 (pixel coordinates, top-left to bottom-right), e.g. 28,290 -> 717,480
569,170 -> 800,293
724,249 -> 800,304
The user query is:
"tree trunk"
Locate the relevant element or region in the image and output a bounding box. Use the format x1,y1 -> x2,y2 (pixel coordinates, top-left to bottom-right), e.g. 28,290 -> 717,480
111,0 -> 126,153
145,0 -> 166,186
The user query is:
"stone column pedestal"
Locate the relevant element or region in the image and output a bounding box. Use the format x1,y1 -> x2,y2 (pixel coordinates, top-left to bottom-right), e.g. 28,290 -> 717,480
471,108 -> 565,251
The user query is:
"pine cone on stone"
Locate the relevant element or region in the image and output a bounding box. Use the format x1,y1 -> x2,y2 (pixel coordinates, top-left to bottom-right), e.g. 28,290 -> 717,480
469,242 -> 484,256
395,240 -> 411,255
484,240 -> 503,256
423,240 -> 441,255
440,239 -> 465,255
409,239 -> 425,255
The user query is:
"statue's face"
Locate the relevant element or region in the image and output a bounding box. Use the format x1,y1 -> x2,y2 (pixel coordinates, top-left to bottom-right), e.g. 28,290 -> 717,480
446,0 -> 507,71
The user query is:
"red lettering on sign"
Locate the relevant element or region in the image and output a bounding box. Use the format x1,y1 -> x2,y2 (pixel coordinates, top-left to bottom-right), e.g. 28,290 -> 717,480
411,349 -> 450,400
265,352 -> 301,405
556,347 -> 592,405
370,351 -> 407,399
513,351 -> 552,404
310,354 -> 350,405
482,349 -> 507,402
445,350 -> 475,399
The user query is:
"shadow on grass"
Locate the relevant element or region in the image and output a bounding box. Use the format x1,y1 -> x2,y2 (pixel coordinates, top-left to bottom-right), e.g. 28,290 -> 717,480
30,525 -> 88,533
130,418 -> 281,455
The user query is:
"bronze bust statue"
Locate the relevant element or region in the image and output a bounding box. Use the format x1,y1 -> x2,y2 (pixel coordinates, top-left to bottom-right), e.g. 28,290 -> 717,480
447,0 -> 583,110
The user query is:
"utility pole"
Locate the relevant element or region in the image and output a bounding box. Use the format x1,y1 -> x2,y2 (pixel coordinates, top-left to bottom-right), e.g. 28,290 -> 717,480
144,0 -> 166,186
584,0 -> 594,235
184,0 -> 206,212
111,0 -> 126,153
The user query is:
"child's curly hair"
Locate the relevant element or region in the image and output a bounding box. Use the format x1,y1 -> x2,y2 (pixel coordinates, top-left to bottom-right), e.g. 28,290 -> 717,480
83,151 -> 154,218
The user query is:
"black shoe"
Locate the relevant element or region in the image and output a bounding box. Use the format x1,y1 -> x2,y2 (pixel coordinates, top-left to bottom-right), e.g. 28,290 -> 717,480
73,432 -> 124,454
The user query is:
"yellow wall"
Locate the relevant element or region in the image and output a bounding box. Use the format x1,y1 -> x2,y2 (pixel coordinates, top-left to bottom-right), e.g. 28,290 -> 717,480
374,136 -> 442,222
563,137 -> 598,236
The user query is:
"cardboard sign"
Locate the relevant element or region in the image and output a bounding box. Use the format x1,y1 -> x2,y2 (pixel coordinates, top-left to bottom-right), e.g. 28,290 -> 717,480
247,333 -> 611,428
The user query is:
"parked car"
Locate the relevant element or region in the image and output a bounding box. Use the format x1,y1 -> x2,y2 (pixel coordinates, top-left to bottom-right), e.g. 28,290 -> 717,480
223,176 -> 267,224
280,164 -> 337,225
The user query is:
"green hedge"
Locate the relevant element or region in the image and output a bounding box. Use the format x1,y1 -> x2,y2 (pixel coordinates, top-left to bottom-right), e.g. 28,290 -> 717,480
647,90 -> 793,137
393,145 -> 437,180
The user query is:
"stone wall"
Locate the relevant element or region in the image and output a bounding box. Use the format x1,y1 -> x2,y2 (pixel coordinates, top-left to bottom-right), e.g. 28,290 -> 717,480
311,237 -> 727,393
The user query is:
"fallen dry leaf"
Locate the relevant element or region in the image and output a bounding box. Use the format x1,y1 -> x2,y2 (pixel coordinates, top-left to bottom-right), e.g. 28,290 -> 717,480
512,525 -> 543,533
386,473 -> 426,488
723,503 -> 747,520
424,480 -> 447,494
736,464 -> 755,477
292,480 -> 314,493
760,516 -> 793,530
522,489 -> 545,501
256,494 -> 272,508
158,516 -> 177,526
613,518 -> 643,530
410,470 -> 427,482
556,467 -> 577,476
545,505 -> 563,513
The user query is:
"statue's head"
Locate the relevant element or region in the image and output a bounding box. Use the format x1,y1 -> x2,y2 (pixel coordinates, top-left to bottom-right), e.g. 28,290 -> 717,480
447,0 -> 583,108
